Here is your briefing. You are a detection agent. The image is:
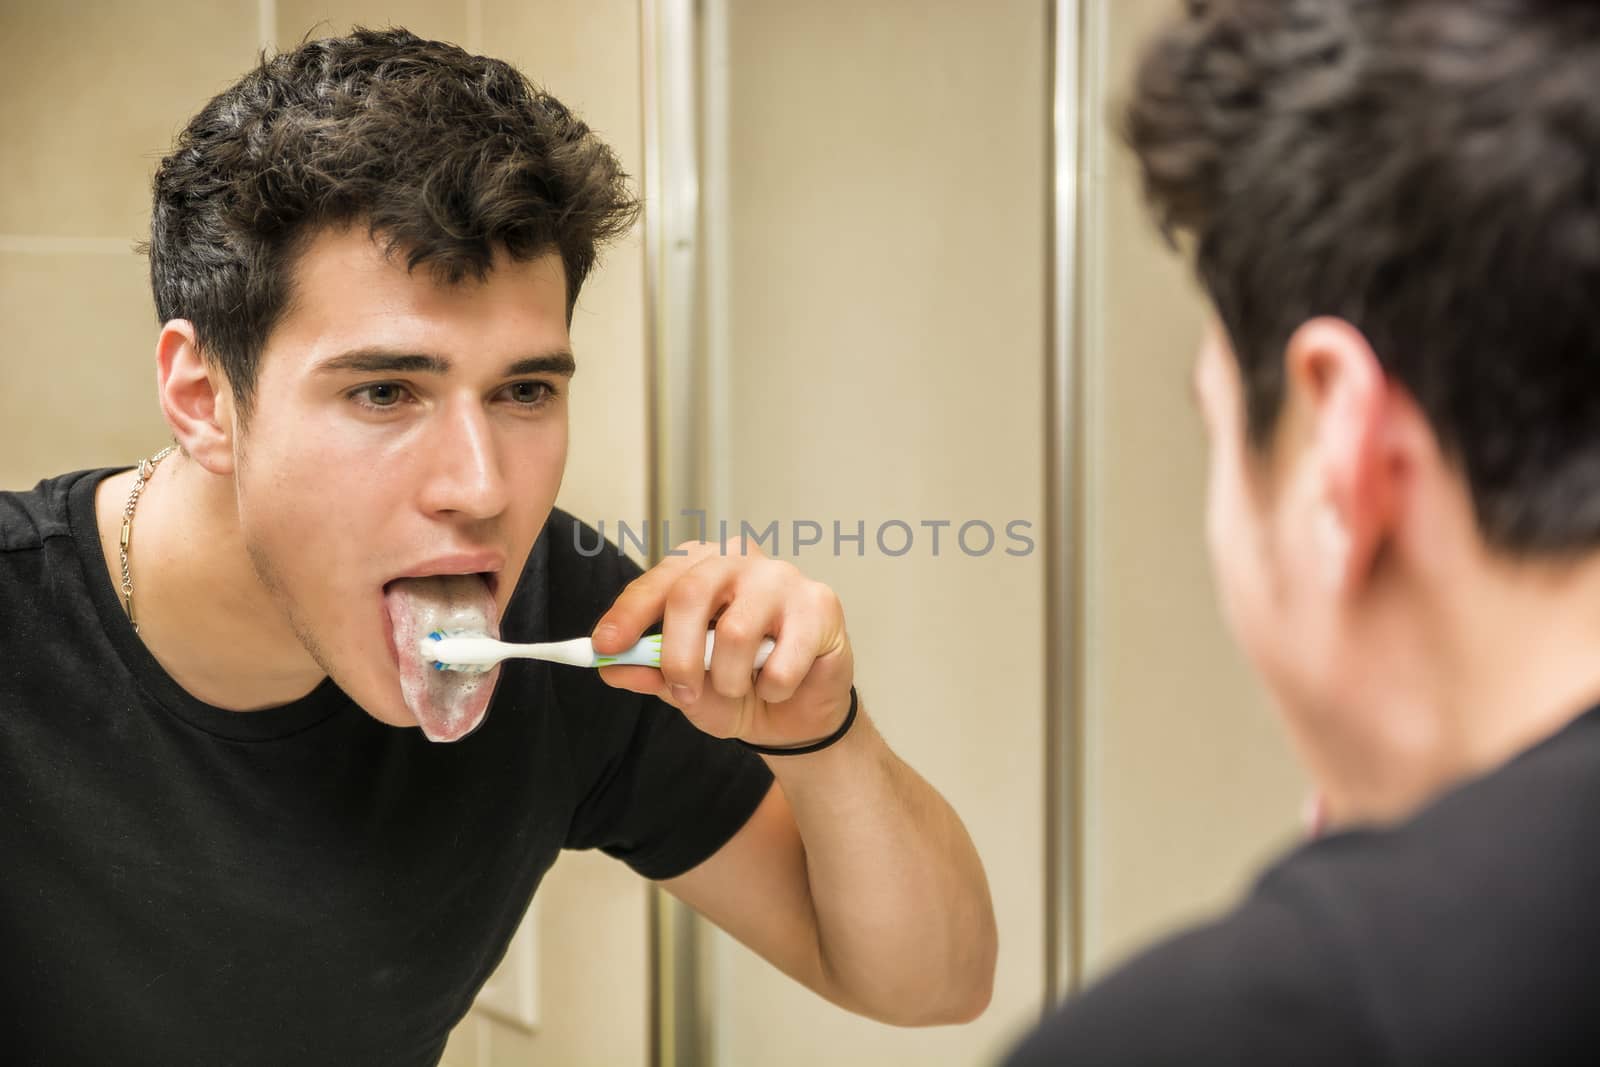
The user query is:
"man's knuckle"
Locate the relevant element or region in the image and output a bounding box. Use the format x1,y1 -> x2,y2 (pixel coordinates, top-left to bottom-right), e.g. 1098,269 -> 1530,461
715,614 -> 758,645
805,581 -> 840,615
666,574 -> 710,610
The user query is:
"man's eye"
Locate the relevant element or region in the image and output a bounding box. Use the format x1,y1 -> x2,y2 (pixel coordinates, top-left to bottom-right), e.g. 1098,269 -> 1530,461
507,381 -> 554,405
353,383 -> 407,408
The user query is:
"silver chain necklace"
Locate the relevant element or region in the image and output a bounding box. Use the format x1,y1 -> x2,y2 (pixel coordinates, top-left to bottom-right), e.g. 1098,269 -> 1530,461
119,445 -> 175,634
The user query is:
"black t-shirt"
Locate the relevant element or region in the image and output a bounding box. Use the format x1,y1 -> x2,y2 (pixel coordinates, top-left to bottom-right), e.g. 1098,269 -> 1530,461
1005,705 -> 1600,1065
0,468 -> 773,1066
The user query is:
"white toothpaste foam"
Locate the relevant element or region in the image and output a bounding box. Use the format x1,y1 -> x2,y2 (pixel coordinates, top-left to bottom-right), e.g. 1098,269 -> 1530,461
385,574 -> 501,742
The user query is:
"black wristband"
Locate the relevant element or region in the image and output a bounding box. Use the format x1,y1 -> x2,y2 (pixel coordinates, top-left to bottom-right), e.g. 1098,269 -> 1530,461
736,687 -> 858,756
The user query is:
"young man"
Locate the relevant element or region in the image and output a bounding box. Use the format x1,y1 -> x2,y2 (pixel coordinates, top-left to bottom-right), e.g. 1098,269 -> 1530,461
0,28 -> 995,1064
1008,1 -> 1600,1063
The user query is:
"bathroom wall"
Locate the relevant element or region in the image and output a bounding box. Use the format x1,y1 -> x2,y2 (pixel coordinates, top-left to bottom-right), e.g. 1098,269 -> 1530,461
703,2 -> 1048,1063
1074,0 -> 1304,982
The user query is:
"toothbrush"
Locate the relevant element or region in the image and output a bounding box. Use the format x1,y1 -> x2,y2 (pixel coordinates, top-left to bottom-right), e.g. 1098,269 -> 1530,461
422,630 -> 776,674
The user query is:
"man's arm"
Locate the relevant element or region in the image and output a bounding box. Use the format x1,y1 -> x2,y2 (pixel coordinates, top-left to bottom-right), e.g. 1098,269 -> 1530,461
591,541 -> 996,1026
662,709 -> 995,1025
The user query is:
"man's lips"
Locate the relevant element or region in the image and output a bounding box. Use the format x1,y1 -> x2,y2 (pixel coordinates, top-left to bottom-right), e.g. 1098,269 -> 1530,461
386,553 -> 506,598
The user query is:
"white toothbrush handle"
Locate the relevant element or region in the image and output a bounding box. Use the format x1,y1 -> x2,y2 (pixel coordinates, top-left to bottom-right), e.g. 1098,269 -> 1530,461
426,631 -> 777,671
704,633 -> 776,671
599,632 -> 775,671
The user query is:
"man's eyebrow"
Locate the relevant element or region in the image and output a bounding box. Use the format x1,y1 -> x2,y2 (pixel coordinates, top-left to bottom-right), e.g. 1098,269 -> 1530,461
507,353 -> 577,377
314,349 -> 577,377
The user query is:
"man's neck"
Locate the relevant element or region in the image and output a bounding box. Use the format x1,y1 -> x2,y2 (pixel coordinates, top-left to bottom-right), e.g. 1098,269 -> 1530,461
1307,550 -> 1600,829
95,456 -> 326,711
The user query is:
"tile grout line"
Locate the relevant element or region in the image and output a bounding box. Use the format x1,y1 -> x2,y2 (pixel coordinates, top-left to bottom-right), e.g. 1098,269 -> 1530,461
0,235 -> 139,256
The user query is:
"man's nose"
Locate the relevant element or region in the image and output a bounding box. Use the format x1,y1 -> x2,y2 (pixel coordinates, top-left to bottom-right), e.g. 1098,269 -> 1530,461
418,404 -> 510,521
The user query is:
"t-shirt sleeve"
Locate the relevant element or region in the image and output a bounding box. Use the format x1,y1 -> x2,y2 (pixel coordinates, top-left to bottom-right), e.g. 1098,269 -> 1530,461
541,511 -> 774,881
1002,861 -> 1387,1066
560,677 -> 774,880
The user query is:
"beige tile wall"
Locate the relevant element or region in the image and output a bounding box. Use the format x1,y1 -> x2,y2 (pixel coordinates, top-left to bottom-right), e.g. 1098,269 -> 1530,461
0,1 -> 261,241
277,0 -> 468,46
712,2 -> 1048,1064
0,0 -> 259,489
0,248 -> 170,486
1076,0 -> 1304,978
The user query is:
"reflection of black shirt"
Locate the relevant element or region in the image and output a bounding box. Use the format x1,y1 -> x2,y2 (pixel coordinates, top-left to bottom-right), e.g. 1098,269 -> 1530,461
1006,705 -> 1600,1066
0,469 -> 772,1066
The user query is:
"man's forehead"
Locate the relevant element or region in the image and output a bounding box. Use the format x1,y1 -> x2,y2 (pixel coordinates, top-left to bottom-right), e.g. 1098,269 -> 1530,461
264,227 -> 572,365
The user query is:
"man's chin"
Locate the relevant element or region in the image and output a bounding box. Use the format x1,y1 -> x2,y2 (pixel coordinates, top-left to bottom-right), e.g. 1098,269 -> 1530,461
362,701 -> 422,732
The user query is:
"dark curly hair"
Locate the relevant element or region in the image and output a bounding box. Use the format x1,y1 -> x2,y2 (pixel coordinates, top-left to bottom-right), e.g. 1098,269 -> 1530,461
143,26 -> 639,419
1127,0 -> 1600,554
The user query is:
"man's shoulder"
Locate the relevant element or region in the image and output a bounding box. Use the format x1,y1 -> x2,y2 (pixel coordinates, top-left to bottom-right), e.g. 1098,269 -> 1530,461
1007,713 -> 1600,1066
1288,706 -> 1600,917
0,468 -> 103,553
539,508 -> 641,577
509,508 -> 644,637
1011,710 -> 1600,1067
1005,853 -> 1384,1066
1275,708 -> 1600,1049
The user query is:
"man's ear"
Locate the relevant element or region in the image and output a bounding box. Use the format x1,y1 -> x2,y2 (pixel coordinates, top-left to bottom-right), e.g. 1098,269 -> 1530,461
1283,317 -> 1394,591
156,320 -> 236,476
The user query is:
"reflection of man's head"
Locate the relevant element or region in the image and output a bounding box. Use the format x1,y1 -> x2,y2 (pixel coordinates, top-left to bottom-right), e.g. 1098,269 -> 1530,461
1126,1 -> 1600,820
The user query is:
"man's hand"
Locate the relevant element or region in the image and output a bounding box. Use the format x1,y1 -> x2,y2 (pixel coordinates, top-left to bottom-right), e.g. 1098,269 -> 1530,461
590,540 -> 855,749
591,540 -> 996,1027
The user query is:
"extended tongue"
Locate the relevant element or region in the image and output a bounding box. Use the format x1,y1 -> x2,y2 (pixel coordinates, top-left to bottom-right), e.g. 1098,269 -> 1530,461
386,574 -> 500,742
